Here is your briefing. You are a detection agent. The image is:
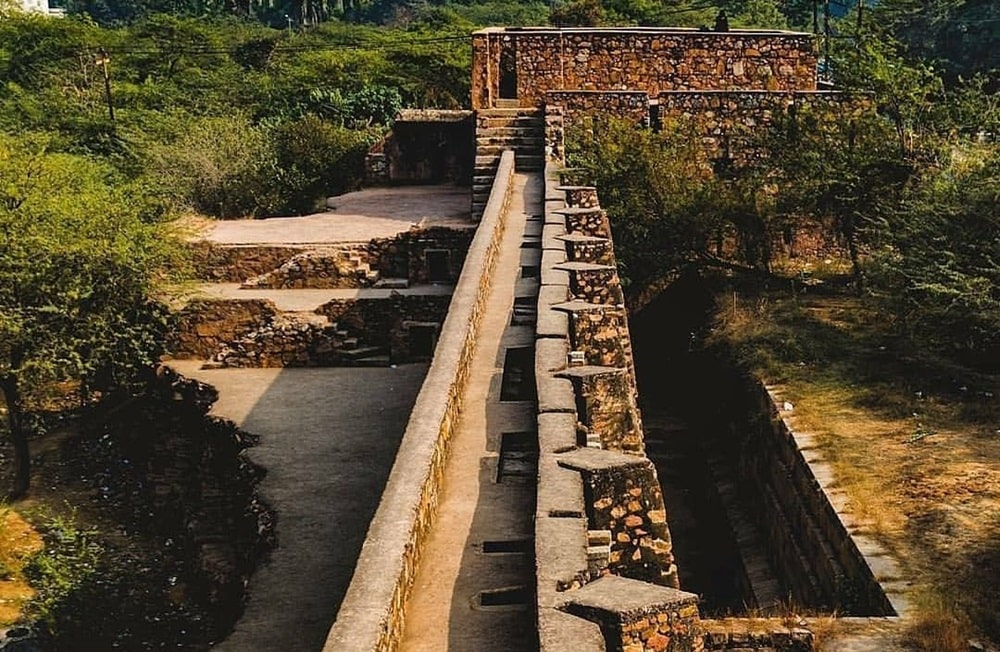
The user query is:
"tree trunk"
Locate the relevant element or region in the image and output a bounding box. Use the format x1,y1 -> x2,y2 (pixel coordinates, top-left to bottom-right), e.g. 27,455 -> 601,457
1,373 -> 30,499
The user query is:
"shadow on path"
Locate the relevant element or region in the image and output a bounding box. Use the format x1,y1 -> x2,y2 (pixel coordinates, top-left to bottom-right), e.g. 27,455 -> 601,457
193,364 -> 429,651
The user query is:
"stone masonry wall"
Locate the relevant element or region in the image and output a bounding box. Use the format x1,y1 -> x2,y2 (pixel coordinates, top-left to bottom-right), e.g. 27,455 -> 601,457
545,91 -> 651,128
534,160 -> 702,652
472,28 -> 818,110
657,91 -> 870,160
190,227 -> 474,287
171,299 -> 277,360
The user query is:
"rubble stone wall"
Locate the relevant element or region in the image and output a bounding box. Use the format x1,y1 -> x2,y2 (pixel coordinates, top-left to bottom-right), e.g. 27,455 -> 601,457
190,227 -> 474,287
534,161 -> 695,652
545,91 -> 650,127
171,299 -> 277,360
472,28 -> 818,110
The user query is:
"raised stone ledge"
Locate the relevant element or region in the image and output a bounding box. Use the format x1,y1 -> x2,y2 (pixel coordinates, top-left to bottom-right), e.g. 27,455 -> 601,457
562,575 -> 701,652
536,338 -> 577,414
537,285 -> 571,339
557,446 -> 652,473
556,364 -> 626,380
322,151 -> 516,652
544,223 -> 569,250
552,300 -> 615,314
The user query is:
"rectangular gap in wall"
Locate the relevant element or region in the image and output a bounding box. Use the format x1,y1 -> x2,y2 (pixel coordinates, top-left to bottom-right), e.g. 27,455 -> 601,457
500,347 -> 536,402
527,213 -> 543,221
479,586 -> 530,607
521,264 -> 540,278
496,431 -> 538,482
520,239 -> 541,249
483,539 -> 533,554
510,296 -> 537,326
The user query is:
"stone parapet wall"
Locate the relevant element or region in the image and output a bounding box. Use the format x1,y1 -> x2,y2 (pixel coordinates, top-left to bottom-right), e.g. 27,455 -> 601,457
545,91 -> 650,128
535,161 -> 697,652
657,90 -> 868,160
322,151 -> 517,652
472,28 -> 818,110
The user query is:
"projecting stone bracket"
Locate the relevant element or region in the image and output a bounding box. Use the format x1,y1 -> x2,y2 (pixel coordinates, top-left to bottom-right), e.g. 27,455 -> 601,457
559,574 -> 701,652
557,447 -> 678,588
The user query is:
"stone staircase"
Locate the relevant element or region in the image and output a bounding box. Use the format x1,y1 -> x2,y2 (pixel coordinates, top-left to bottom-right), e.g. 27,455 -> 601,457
472,108 -> 545,219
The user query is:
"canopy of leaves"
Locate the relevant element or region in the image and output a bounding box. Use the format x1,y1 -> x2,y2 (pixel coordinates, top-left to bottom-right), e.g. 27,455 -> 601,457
0,134 -> 178,391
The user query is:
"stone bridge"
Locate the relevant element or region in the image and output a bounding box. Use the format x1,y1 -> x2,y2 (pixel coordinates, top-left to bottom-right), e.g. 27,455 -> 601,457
171,26 -> 907,652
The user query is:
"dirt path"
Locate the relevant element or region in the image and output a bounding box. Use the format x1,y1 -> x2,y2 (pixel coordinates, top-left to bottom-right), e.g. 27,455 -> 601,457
168,362 -> 429,651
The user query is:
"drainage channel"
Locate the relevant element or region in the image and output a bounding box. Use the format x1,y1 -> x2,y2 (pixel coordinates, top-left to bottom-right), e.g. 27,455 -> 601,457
631,274 -> 895,619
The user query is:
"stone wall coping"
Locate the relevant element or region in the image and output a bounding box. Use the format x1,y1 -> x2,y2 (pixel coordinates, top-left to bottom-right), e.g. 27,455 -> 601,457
553,207 -> 604,216
395,108 -> 473,122
551,300 -> 616,314
322,151 -> 516,652
553,261 -> 616,272
538,411 -> 579,453
557,446 -> 651,473
537,286 -> 571,339
556,364 -> 625,379
556,233 -> 607,244
541,266 -> 571,288
536,338 -> 578,414
563,574 -> 699,614
538,609 -> 606,652
543,224 -> 569,251
658,89 -> 852,97
475,26 -> 811,37
538,454 -> 588,519
547,90 -> 649,97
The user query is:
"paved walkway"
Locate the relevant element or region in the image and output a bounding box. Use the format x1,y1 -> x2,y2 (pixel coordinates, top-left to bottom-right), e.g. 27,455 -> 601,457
399,172 -> 543,652
169,362 -> 429,651
190,185 -> 472,245
186,283 -> 455,311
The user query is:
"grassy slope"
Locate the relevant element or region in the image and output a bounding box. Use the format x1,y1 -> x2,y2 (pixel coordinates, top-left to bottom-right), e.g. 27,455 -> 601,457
708,281 -> 999,649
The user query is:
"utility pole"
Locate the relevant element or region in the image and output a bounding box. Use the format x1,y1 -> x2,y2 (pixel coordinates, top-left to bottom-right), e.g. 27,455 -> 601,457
96,48 -> 115,126
856,0 -> 865,35
812,0 -> 819,35
823,0 -> 831,70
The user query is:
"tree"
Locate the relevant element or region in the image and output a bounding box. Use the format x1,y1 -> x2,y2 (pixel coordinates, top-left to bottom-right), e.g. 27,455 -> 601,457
869,144 -> 999,363
0,133 -> 178,498
762,104 -> 912,290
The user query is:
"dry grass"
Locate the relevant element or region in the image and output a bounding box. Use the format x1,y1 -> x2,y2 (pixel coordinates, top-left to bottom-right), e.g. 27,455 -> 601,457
0,507 -> 44,625
709,282 -> 1000,647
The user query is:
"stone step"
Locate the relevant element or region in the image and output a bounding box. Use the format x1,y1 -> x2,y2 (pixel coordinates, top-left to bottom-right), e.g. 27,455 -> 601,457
346,354 -> 392,368
515,154 -> 545,171
477,144 -> 543,157
478,107 -> 544,118
477,116 -> 545,129
476,133 -> 545,147
475,155 -> 502,168
475,127 -> 545,138
341,345 -> 386,360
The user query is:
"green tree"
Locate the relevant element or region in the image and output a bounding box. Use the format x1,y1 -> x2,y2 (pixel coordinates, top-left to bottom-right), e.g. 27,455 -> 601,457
869,144 -> 999,362
566,117 -> 719,298
0,133 -> 178,498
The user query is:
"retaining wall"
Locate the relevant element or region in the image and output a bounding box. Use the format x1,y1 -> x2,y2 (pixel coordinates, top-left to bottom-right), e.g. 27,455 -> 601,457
190,227 -> 474,287
321,151 -> 517,652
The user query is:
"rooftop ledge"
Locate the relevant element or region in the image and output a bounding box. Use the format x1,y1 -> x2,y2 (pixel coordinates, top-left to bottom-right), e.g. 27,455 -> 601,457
474,26 -> 813,37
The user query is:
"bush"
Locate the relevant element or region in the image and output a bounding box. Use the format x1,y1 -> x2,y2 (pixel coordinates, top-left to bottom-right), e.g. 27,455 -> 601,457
269,115 -> 380,215
145,113 -> 275,218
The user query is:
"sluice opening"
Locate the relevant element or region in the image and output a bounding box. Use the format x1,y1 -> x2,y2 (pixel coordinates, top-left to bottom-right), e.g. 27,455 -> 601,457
631,272 -> 894,618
